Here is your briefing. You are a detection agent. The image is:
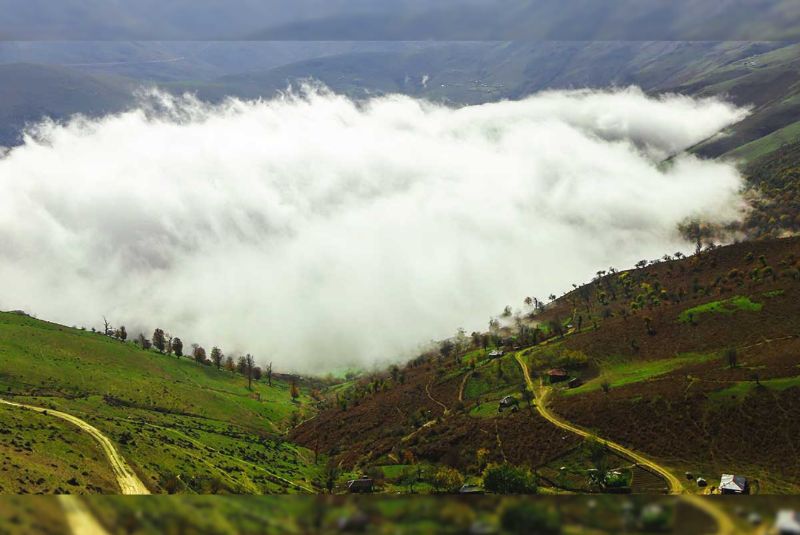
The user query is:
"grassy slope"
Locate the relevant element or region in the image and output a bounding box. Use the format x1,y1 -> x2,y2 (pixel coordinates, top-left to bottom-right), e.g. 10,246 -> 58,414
0,403 -> 117,494
0,312 -> 321,493
723,120 -> 800,163
560,352 -> 718,397
686,43 -> 800,159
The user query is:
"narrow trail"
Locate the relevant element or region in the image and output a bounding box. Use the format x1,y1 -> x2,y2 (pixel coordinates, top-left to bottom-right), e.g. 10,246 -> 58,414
425,380 -> 449,414
403,380 -> 451,443
0,398 -> 149,495
58,496 -> 110,535
458,371 -> 472,402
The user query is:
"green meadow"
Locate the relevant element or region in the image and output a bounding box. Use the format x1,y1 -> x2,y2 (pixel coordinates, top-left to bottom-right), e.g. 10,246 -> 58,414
0,312 -> 322,493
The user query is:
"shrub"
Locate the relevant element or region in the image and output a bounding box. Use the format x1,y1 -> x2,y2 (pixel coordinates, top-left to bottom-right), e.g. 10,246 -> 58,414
482,463 -> 537,494
500,500 -> 561,535
431,466 -> 464,493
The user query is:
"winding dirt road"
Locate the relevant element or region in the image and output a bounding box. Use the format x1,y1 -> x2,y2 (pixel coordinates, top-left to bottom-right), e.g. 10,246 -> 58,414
513,354 -> 683,493
513,353 -> 742,534
0,398 -> 149,495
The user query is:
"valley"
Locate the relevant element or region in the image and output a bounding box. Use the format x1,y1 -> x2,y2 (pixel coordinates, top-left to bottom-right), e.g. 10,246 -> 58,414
2,9 -> 800,532
3,235 -> 799,500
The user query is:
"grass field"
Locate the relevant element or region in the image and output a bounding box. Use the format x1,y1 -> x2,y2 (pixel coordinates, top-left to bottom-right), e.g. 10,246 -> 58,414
708,374 -> 800,403
561,353 -> 719,397
0,403 -> 117,494
677,296 -> 763,323
0,311 -> 322,493
462,352 -> 527,419
723,120 -> 800,163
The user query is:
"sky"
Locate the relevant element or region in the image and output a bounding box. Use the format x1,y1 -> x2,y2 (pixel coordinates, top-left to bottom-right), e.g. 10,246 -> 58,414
0,86 -> 748,372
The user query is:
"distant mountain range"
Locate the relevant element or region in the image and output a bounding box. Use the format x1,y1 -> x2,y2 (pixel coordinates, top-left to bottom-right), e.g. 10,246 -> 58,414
2,0 -> 799,40
0,63 -> 134,146
2,40 -> 799,162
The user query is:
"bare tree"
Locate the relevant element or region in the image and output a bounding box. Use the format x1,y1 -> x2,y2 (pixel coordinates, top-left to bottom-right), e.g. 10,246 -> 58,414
102,316 -> 112,336
266,362 -> 273,386
245,354 -> 255,390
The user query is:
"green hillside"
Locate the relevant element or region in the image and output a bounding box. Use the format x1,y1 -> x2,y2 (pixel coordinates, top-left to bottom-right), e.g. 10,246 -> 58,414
723,120 -> 800,163
0,312 -> 322,494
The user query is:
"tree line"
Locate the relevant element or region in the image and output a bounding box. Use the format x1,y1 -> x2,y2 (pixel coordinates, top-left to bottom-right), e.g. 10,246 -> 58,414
96,318 -> 277,391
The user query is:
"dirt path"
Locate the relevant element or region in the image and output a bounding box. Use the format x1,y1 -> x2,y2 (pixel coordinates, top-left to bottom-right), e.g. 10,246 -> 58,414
0,398 -> 149,495
512,354 -> 683,494
425,380 -> 449,414
58,496 -> 110,535
458,371 -> 472,402
513,354 -> 742,533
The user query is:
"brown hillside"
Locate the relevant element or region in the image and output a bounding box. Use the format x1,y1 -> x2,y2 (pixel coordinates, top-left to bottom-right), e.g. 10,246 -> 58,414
294,237 -> 800,492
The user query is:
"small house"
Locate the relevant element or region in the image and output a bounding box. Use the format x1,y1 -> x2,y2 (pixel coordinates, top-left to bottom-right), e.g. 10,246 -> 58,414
498,395 -> 519,412
546,368 -> 569,383
776,510 -> 800,534
719,474 -> 749,495
488,349 -> 504,359
346,477 -> 374,493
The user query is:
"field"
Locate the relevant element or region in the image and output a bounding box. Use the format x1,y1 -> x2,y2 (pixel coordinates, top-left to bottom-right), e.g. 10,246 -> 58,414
0,403 -> 117,494
0,312 -> 322,493
724,120 -> 800,163
557,352 -> 717,397
677,296 -> 762,323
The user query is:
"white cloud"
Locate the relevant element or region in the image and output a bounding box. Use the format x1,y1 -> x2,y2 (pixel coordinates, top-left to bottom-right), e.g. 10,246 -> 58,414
0,86 -> 748,372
